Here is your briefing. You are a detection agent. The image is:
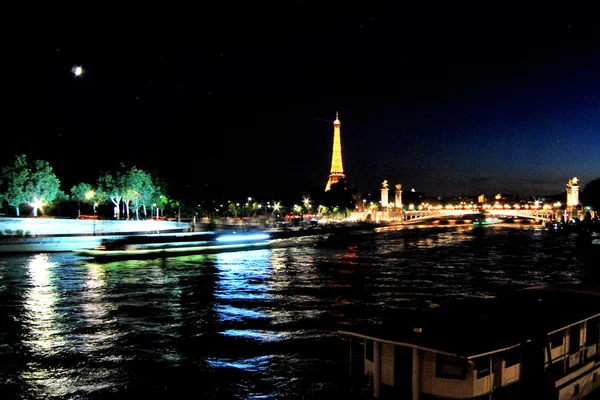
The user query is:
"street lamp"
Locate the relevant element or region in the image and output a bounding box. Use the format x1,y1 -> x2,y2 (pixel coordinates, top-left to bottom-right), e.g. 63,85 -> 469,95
30,197 -> 44,218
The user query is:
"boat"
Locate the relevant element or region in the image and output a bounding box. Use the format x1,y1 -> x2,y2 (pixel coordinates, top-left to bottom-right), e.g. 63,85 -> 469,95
73,231 -> 273,259
473,215 -> 500,226
333,284 -> 600,399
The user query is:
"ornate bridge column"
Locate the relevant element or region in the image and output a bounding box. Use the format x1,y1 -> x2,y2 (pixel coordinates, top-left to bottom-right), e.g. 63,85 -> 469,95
381,180 -> 389,207
566,177 -> 580,221
395,184 -> 402,209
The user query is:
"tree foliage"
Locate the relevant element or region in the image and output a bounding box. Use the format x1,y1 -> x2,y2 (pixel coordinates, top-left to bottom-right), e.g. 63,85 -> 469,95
582,177 -> 600,211
23,159 -> 61,217
94,165 -> 173,220
96,170 -> 126,219
322,179 -> 355,212
1,154 -> 30,216
70,182 -> 94,216
123,167 -> 156,220
0,155 -> 61,217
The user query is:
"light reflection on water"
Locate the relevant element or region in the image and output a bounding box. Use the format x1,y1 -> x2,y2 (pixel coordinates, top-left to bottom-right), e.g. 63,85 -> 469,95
1,225 -> 598,398
22,254 -> 63,356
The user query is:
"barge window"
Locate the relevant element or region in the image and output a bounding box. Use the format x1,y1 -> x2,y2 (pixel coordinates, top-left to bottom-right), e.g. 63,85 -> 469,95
365,339 -> 373,361
436,354 -> 466,380
586,318 -> 600,346
570,324 -> 581,354
474,356 -> 490,378
550,331 -> 564,349
505,347 -> 521,367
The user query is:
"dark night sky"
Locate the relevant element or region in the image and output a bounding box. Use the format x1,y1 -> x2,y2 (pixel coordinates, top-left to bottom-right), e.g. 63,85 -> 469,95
4,15 -> 600,200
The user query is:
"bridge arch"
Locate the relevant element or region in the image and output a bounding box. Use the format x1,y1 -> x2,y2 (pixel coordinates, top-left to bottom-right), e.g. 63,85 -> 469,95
392,209 -> 554,224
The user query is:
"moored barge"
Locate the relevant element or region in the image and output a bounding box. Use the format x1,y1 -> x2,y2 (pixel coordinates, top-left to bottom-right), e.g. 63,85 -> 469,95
337,284 -> 600,399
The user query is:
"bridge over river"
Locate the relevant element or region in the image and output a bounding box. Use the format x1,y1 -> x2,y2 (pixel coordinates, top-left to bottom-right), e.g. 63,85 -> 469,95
387,208 -> 557,224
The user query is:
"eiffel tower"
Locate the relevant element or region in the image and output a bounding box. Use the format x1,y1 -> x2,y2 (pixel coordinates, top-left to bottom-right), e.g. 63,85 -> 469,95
325,112 -> 346,191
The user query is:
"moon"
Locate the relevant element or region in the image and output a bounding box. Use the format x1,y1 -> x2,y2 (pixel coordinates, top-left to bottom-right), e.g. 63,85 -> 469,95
71,65 -> 83,77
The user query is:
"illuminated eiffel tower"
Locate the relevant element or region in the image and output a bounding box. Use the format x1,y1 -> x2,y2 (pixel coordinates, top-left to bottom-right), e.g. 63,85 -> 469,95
325,112 -> 346,191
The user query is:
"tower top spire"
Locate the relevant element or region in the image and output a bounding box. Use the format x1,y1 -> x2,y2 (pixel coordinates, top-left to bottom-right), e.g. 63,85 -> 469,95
334,111 -> 340,125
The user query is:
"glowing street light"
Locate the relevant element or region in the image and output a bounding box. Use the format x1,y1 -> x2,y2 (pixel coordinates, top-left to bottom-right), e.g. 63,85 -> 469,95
30,197 -> 44,218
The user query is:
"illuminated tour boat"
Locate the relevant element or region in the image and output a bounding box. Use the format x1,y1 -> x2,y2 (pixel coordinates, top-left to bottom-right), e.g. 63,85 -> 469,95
73,231 -> 272,259
337,284 -> 600,399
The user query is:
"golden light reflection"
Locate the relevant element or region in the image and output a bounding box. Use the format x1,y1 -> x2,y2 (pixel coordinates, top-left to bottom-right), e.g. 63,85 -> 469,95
80,263 -> 117,353
23,254 -> 64,355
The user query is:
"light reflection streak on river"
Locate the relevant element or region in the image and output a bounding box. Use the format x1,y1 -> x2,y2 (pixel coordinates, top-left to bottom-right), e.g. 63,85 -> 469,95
20,254 -> 74,398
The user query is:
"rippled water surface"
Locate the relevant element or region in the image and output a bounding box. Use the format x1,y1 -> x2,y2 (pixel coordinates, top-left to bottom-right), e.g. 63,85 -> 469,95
1,225 -> 599,398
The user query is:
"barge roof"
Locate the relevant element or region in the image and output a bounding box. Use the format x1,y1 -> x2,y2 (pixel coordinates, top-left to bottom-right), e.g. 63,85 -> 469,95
339,284 -> 600,359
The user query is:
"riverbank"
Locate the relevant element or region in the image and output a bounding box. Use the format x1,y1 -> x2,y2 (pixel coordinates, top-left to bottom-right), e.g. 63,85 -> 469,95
0,221 -> 379,253
0,216 -> 188,236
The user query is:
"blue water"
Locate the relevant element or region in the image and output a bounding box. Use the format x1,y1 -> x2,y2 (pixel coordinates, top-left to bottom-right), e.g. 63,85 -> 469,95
1,224 -> 598,398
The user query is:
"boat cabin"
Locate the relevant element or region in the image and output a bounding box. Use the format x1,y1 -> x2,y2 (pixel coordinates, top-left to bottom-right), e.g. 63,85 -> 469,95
338,285 -> 600,399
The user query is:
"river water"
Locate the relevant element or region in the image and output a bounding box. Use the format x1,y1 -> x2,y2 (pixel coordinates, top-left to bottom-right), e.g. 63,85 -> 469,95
1,224 -> 599,399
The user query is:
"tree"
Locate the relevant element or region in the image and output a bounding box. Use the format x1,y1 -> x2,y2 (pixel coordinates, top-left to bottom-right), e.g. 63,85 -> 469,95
582,178 -> 600,211
23,159 -> 61,217
49,190 -> 69,217
169,198 -> 181,221
123,167 -> 155,220
322,179 -> 355,215
228,201 -> 239,218
96,170 -> 126,220
148,177 -> 168,219
0,154 -> 30,216
70,182 -> 94,216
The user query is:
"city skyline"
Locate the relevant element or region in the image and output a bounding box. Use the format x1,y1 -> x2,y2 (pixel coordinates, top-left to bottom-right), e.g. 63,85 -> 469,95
4,16 -> 600,199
